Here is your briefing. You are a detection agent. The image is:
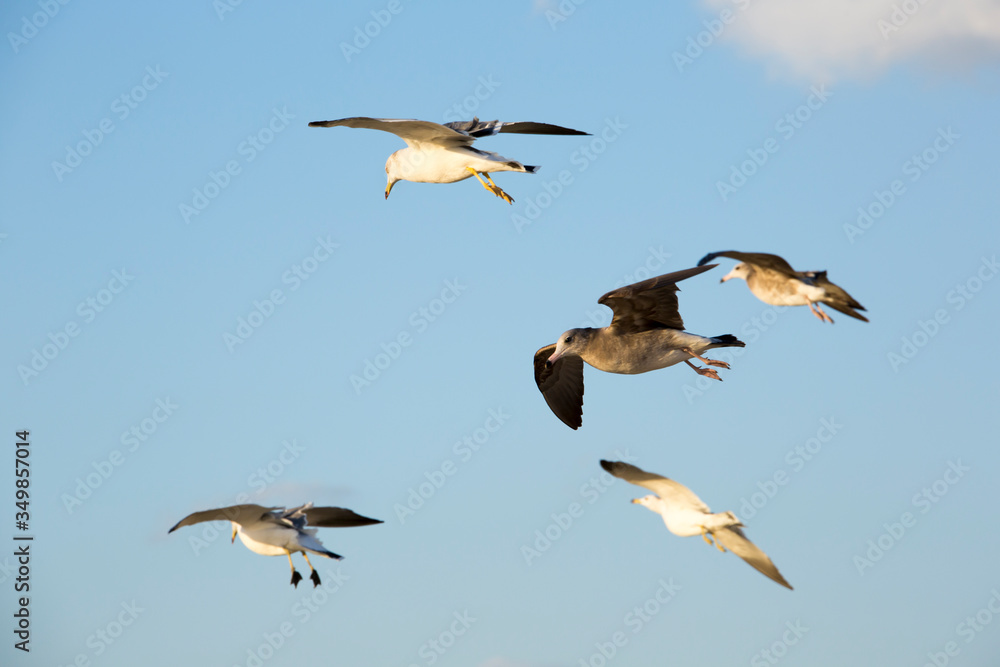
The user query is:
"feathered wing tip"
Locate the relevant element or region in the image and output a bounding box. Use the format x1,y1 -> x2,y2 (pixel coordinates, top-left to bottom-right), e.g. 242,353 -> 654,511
714,526 -> 793,590
534,344 -> 584,430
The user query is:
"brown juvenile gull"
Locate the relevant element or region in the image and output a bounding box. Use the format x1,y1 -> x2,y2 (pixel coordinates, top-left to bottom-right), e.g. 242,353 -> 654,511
533,265 -> 745,430
600,460 -> 792,590
169,503 -> 382,587
308,116 -> 589,203
697,251 -> 868,323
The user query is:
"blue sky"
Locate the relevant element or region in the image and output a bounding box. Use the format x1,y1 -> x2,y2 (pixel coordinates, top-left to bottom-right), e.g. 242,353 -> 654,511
3,1 -> 999,666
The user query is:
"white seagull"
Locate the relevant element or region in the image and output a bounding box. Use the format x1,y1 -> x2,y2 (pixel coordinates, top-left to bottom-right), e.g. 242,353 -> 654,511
169,503 -> 382,587
600,460 -> 792,589
308,116 -> 589,203
533,265 -> 745,429
697,250 -> 868,323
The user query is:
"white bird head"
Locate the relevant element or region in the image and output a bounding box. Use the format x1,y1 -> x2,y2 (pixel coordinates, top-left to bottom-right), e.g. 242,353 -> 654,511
720,262 -> 751,284
384,153 -> 402,199
630,495 -> 666,513
546,328 -> 595,366
384,149 -> 429,199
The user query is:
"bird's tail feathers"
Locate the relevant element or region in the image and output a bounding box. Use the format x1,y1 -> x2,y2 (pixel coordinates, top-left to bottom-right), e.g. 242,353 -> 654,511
824,300 -> 869,322
709,334 -> 746,348
523,165 -> 540,173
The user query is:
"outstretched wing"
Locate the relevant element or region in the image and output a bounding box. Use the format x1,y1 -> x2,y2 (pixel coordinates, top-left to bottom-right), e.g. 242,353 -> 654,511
597,265 -> 715,333
600,460 -> 710,513
168,504 -> 274,533
534,344 -> 584,430
308,117 -> 475,149
303,507 -> 384,528
714,526 -> 793,589
697,251 -> 798,277
308,117 -> 588,150
444,118 -> 589,138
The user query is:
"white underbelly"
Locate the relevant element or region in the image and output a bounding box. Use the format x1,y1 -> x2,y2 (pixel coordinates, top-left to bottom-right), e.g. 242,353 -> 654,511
587,331 -> 712,374
752,282 -> 825,306
400,148 -> 517,183
237,528 -> 293,556
662,508 -> 709,537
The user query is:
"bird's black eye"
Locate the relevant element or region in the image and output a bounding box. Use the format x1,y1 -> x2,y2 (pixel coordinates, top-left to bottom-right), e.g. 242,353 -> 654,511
564,335 -> 573,344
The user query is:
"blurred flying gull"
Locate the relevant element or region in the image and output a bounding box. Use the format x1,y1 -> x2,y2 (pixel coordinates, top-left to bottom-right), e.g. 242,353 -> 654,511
533,265 -> 745,430
308,116 -> 588,203
600,460 -> 793,590
697,250 -> 868,323
169,503 -> 382,587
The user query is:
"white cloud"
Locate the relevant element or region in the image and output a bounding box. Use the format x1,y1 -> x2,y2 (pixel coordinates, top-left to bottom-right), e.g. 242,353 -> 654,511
701,0 -> 1000,81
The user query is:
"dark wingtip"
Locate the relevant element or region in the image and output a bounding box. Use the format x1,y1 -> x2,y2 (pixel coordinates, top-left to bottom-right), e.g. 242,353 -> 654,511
696,253 -> 716,267
599,460 -> 615,473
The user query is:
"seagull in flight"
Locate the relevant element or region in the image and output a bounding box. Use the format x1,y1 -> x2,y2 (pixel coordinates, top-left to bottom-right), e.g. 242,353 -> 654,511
697,251 -> 868,323
600,460 -> 792,589
533,265 -> 745,429
308,116 -> 589,203
169,503 -> 382,587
